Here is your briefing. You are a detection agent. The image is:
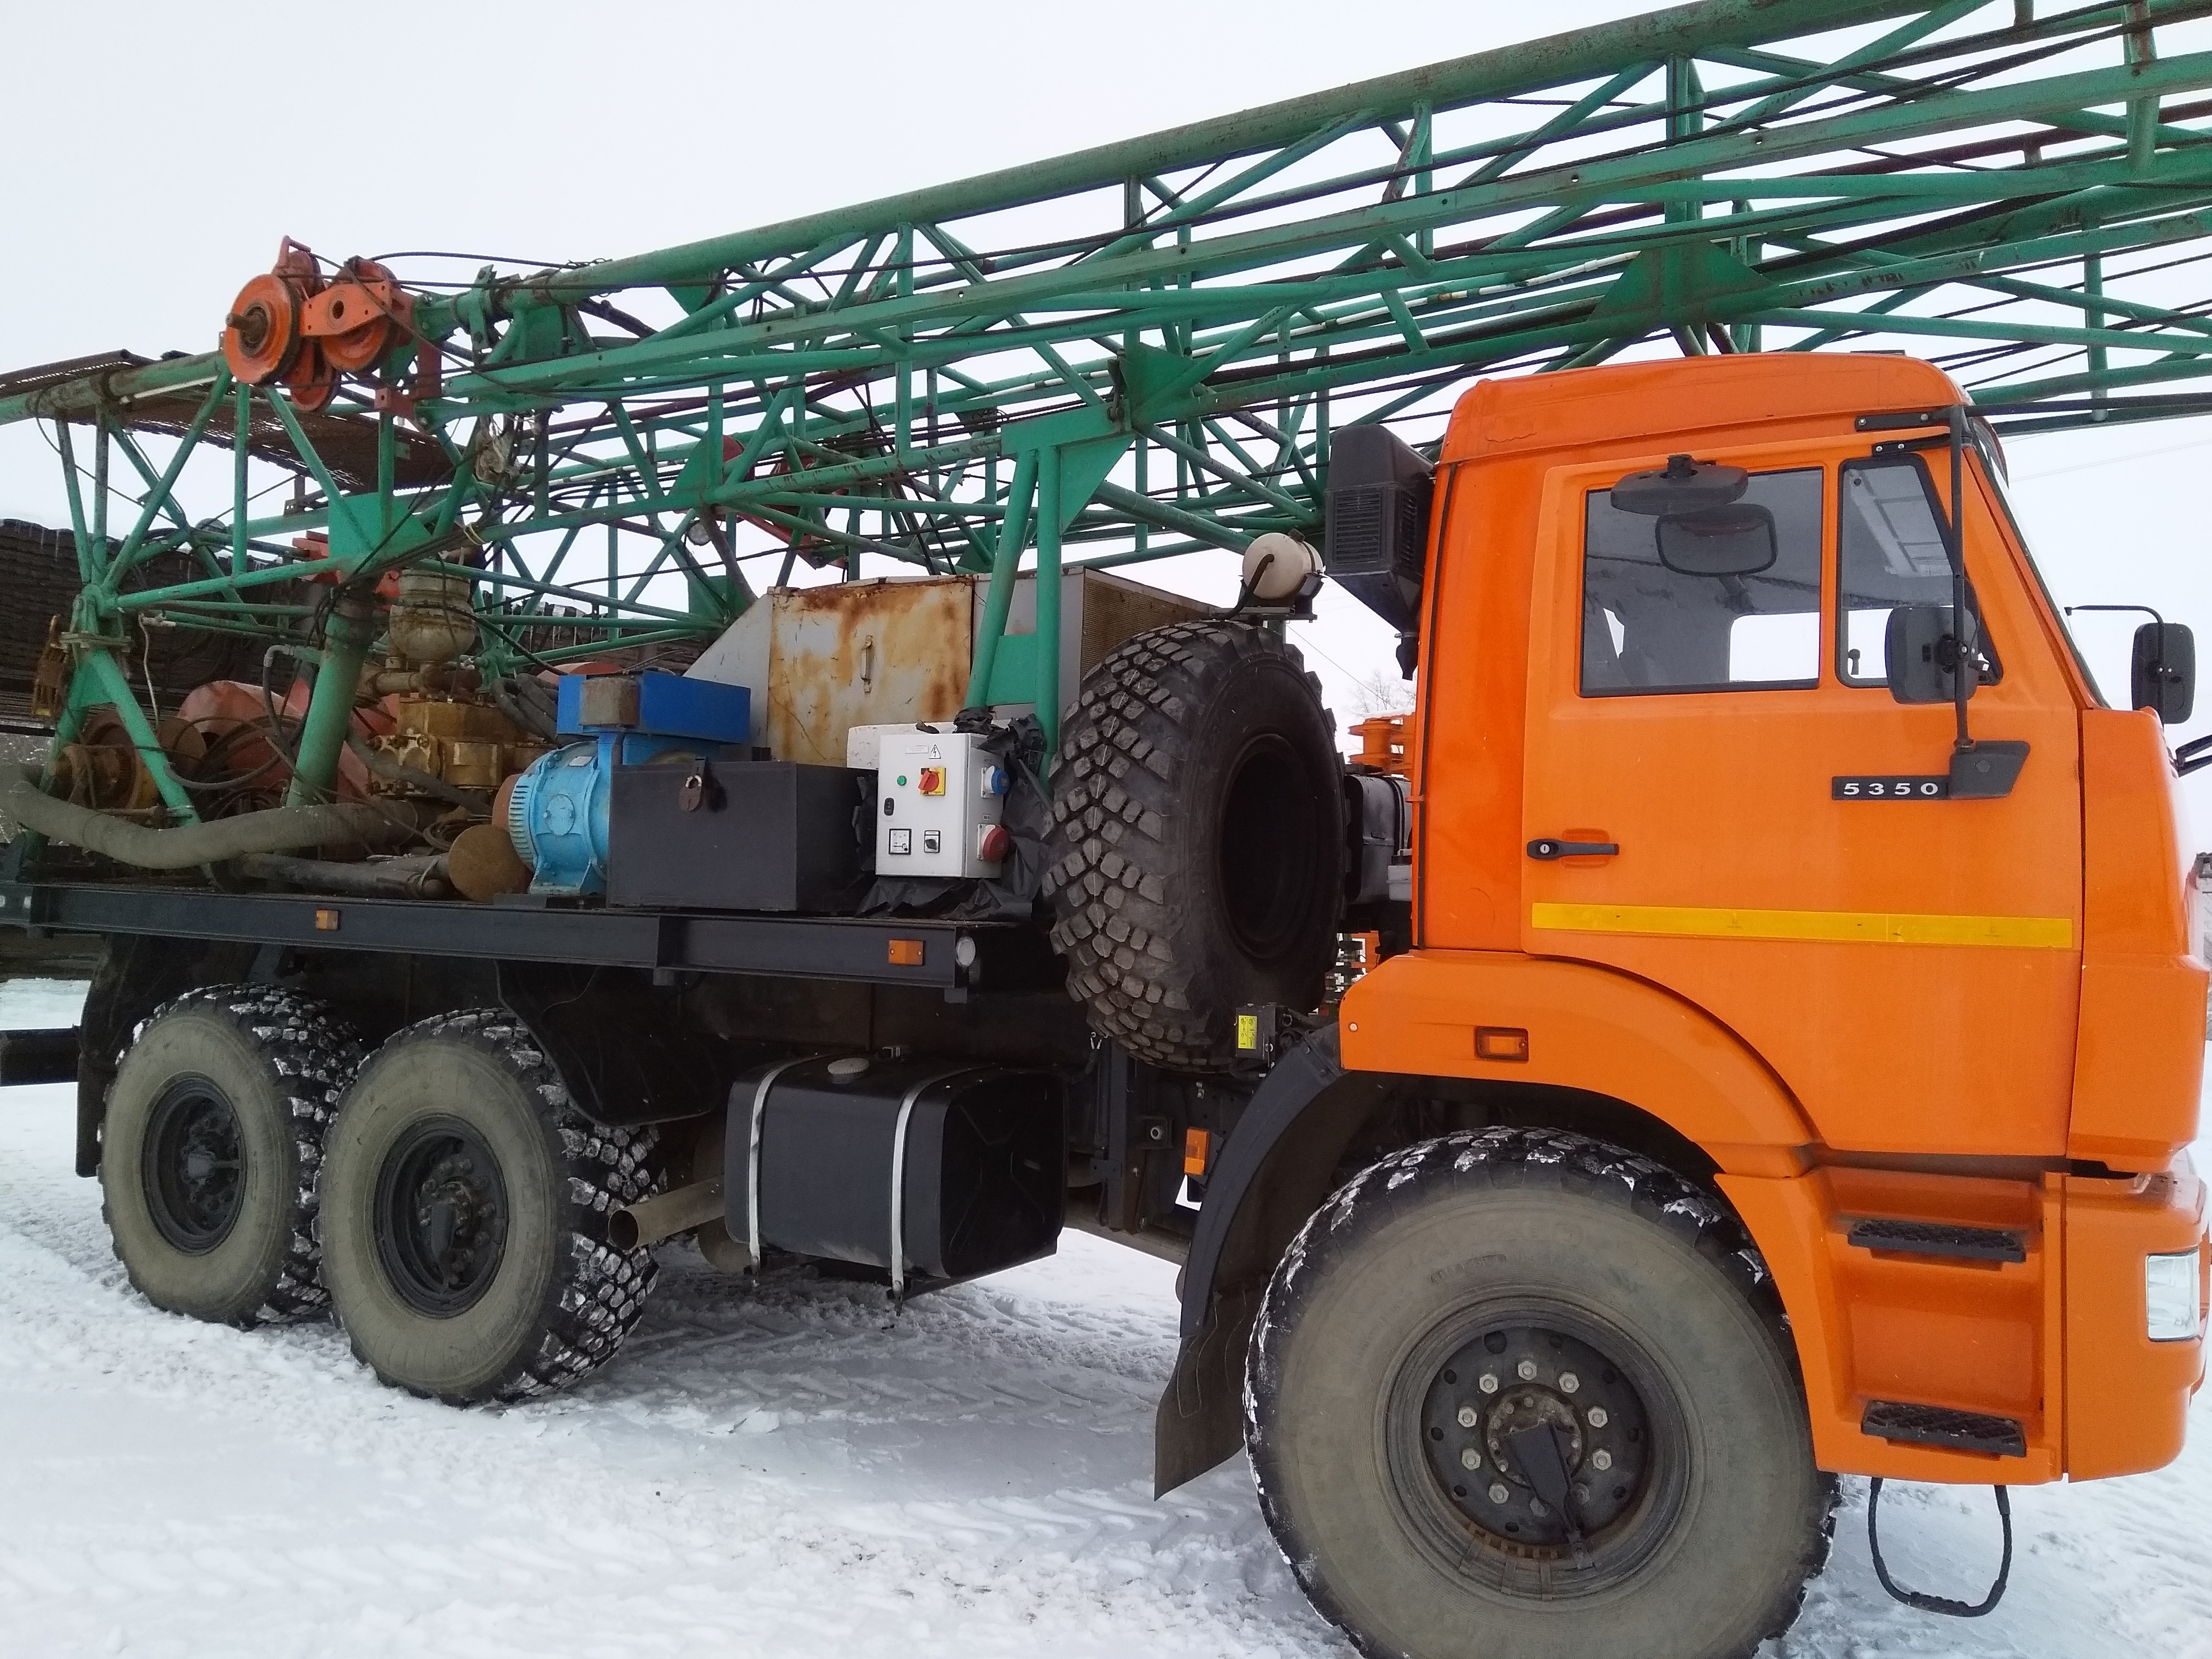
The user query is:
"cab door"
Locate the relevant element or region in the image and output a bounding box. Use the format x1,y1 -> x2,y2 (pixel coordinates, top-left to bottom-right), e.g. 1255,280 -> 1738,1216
1519,441 -> 2082,1157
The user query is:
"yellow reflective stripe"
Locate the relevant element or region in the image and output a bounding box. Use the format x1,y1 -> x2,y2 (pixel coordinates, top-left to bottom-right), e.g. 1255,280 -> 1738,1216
1530,901 -> 2073,949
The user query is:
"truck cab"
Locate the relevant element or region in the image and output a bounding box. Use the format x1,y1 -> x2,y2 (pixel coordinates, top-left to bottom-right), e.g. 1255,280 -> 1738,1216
1340,353 -> 2207,1482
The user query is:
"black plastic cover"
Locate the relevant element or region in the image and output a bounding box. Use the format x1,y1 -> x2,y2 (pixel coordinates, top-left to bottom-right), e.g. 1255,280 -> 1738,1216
1343,773 -> 1411,906
607,760 -> 866,912
724,1055 -> 1063,1283
1325,425 -> 1433,634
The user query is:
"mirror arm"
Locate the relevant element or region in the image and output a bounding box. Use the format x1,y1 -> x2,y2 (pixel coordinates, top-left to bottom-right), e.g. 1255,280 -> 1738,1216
2065,603 -> 2167,629
1939,406 -> 2031,800
2062,604 -> 2169,717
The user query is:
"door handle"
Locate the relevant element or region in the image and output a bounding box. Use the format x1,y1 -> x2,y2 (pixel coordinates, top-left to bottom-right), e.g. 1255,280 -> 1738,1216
1527,838 -> 1619,860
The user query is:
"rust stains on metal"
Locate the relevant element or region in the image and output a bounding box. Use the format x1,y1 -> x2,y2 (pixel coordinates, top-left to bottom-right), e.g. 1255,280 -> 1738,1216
763,579 -> 971,764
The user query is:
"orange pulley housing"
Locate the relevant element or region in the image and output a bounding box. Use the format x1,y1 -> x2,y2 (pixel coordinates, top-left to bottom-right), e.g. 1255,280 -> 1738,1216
310,257 -> 413,372
221,238 -> 321,386
221,243 -> 414,412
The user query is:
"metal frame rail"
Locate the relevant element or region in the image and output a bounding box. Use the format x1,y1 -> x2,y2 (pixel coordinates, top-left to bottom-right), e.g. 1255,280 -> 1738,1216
0,880 -> 1052,999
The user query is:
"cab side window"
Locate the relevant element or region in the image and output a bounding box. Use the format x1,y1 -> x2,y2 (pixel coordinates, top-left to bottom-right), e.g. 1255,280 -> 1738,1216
1837,455 -> 2000,688
1581,468 -> 1824,695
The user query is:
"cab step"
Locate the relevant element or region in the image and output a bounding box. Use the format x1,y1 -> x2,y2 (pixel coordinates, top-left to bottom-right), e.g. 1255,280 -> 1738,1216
1862,1400 -> 2027,1457
1847,1218 -> 2026,1263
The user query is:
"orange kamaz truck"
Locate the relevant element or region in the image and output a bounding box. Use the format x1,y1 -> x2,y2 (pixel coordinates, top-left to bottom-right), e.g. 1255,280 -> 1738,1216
2,349 -> 2205,1659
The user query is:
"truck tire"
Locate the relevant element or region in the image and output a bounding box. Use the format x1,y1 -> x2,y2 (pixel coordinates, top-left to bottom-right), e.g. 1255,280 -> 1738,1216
1044,619 -> 1342,1070
1246,1128 -> 1832,1659
100,985 -> 361,1327
317,1008 -> 659,1403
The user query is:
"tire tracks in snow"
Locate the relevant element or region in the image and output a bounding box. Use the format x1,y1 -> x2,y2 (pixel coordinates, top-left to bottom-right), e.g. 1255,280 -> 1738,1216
4,1074 -> 2208,1659
0,1092 -> 1343,1658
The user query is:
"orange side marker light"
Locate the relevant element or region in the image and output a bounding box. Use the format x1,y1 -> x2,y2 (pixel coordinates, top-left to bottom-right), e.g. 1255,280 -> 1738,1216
1474,1026 -> 1529,1063
887,937 -> 926,966
1184,1127 -> 1212,1178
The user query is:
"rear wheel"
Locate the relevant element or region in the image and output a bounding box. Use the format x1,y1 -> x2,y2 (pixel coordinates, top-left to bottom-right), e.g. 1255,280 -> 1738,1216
1246,1128 -> 1832,1659
100,985 -> 359,1326
318,1008 -> 659,1402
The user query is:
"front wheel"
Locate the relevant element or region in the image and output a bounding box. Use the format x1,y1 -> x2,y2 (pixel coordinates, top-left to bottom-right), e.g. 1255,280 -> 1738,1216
1246,1128 -> 1832,1659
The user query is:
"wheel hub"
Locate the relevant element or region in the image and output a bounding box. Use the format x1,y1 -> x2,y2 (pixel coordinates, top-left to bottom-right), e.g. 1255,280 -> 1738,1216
142,1075 -> 246,1254
1420,1322 -> 1650,1552
373,1119 -> 509,1316
1484,1385 -> 1585,1481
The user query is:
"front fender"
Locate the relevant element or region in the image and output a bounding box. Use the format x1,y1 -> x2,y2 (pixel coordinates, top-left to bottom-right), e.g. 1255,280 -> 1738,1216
1340,949 -> 1816,1171
1154,950 -> 1819,1494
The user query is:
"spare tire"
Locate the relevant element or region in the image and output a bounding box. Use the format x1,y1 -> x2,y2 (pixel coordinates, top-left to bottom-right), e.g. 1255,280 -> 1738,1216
1045,619 -> 1343,1070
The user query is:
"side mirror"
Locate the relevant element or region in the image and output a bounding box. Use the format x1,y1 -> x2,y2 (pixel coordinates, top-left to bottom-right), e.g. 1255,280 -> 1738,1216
1885,604 -> 1978,706
1656,503 -> 1777,577
2132,622 -> 2196,724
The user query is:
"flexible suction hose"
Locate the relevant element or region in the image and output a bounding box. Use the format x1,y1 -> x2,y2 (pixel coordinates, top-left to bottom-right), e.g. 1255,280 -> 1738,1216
4,766 -> 413,870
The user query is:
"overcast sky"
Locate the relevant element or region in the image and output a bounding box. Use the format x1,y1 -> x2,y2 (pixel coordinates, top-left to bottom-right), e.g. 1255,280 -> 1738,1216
2,0 -> 2206,836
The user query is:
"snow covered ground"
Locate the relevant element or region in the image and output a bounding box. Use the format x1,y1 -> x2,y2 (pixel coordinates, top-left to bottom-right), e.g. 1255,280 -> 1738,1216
1,975 -> 2207,1658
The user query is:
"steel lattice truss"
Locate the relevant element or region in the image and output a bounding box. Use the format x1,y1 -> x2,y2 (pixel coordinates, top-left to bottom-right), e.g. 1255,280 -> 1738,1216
5,0 -> 2212,786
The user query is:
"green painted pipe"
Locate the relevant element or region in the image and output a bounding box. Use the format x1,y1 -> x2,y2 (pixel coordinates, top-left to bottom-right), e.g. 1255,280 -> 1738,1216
964,449 -> 1037,709
1033,448 -> 1065,755
286,588 -> 377,807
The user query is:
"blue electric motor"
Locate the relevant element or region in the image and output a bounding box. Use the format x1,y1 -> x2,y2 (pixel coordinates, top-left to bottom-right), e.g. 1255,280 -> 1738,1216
507,671 -> 751,896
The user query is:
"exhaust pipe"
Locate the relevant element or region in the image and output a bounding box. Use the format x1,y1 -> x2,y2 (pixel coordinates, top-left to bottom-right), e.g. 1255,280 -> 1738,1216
607,1176 -> 724,1251
232,851 -> 453,899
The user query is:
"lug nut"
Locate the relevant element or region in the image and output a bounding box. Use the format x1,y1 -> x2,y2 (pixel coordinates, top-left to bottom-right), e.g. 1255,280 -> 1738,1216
1590,1448 -> 1613,1471
1516,1358 -> 1538,1381
1573,1484 -> 1590,1503
1529,1498 -> 1549,1519
1460,1447 -> 1482,1470
1489,1482 -> 1511,1504
1586,1406 -> 1609,1429
1479,1373 -> 1500,1395
1456,1405 -> 1479,1428
1558,1371 -> 1579,1394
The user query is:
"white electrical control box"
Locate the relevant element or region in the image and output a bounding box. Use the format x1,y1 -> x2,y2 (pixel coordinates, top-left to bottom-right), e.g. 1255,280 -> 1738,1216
850,724 -> 1011,879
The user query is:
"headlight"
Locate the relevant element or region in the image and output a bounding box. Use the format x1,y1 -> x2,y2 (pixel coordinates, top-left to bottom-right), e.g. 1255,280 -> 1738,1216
2145,1249 -> 2203,1342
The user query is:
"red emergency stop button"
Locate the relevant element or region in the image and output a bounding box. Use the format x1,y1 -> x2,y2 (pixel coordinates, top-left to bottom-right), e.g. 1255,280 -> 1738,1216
918,767 -> 945,796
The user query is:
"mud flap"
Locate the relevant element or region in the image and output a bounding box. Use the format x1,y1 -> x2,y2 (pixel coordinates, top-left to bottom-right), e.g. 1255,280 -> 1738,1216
1154,1282 -> 1264,1495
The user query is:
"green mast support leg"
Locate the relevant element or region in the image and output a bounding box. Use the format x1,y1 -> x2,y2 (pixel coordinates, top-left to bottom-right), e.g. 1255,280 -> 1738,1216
285,587 -> 378,806
1032,448 -> 1065,755
964,450 -> 1037,710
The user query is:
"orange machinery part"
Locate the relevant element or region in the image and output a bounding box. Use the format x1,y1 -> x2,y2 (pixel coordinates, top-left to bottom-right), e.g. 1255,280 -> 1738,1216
1350,714 -> 1408,774
174,679 -> 383,801
221,242 -> 415,412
